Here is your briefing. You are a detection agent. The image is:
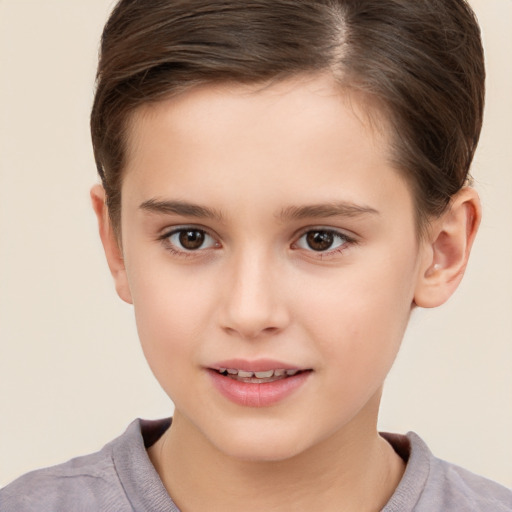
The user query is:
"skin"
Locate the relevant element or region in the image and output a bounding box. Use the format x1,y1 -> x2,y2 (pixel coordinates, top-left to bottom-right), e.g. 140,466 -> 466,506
92,75 -> 480,511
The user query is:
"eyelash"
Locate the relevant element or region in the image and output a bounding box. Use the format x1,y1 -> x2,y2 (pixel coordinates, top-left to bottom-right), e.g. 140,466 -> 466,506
158,226 -> 356,258
292,228 -> 356,257
158,226 -> 219,258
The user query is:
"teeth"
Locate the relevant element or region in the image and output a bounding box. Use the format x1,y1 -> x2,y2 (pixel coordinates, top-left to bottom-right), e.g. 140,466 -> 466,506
254,370 -> 274,378
218,368 -> 301,378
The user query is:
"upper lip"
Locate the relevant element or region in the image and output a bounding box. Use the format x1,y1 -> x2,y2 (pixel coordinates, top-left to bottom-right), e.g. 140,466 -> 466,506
209,359 -> 306,373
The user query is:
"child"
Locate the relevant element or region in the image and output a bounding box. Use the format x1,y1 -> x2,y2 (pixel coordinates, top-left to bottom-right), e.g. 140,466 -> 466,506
1,0 -> 511,510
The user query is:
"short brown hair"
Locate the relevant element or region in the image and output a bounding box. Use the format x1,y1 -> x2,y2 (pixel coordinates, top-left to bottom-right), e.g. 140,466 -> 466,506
91,0 -> 485,233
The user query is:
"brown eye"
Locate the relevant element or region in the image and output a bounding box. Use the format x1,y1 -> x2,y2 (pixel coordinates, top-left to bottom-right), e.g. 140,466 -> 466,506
305,231 -> 334,251
165,228 -> 217,252
178,229 -> 206,250
295,229 -> 349,253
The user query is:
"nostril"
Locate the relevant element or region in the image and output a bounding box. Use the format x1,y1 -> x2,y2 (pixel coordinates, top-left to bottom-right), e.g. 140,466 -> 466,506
222,323 -> 283,339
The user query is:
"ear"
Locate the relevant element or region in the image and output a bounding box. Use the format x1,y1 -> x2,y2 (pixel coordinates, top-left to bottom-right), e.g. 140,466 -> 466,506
90,184 -> 133,304
414,187 -> 481,308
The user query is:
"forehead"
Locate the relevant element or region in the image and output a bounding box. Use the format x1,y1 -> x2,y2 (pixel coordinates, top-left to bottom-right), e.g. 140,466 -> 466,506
127,73 -> 390,160
121,74 -> 414,224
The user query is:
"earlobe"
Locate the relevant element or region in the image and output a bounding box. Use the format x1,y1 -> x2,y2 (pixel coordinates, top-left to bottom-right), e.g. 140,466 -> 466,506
414,187 -> 481,308
90,184 -> 133,304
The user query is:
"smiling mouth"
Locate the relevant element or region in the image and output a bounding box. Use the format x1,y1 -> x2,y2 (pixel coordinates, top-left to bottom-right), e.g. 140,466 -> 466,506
214,368 -> 308,384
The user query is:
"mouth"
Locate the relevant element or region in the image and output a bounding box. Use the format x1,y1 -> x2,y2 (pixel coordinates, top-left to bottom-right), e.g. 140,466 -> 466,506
213,367 -> 307,384
207,359 -> 313,407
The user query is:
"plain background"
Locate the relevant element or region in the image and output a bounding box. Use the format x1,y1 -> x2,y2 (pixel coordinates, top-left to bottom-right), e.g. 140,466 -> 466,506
0,0 -> 511,488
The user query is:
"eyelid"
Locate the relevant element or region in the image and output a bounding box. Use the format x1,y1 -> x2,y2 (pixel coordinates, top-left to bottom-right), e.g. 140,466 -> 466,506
292,226 -> 358,254
292,225 -> 357,241
158,225 -> 221,253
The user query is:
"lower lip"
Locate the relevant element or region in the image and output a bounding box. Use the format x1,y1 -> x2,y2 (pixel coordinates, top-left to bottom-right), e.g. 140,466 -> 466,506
208,370 -> 310,408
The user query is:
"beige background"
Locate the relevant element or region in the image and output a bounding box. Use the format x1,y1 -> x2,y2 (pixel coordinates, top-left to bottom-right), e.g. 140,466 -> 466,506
0,0 -> 511,488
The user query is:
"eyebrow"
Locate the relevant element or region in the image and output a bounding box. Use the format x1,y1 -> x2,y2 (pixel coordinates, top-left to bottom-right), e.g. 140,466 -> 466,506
139,198 -> 378,222
139,199 -> 224,222
278,202 -> 379,220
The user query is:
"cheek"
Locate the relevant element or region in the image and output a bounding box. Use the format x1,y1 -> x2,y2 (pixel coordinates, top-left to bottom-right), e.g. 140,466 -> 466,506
127,264 -> 217,386
298,251 -> 417,378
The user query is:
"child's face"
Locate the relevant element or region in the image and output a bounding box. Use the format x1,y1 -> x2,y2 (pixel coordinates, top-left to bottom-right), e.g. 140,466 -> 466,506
116,75 -> 428,460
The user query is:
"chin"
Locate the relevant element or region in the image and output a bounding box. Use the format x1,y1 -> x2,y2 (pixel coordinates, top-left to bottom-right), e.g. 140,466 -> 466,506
221,439 -> 304,463
206,420 -> 316,463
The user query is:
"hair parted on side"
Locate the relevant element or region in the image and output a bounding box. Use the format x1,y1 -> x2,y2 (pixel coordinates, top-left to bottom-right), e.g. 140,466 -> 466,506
91,0 -> 485,234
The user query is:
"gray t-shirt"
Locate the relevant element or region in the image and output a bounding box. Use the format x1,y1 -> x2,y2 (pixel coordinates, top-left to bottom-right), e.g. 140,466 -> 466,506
1,418 -> 511,511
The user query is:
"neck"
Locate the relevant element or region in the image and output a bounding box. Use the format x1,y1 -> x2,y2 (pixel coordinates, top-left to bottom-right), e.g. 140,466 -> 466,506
148,395 -> 405,512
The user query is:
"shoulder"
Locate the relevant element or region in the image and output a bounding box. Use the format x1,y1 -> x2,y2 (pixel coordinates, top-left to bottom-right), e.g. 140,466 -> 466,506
0,422 -> 142,512
382,431 -> 512,512
425,447 -> 512,511
0,450 -> 129,512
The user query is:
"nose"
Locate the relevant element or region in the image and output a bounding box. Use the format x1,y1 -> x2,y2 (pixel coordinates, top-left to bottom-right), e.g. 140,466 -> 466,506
219,249 -> 290,340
